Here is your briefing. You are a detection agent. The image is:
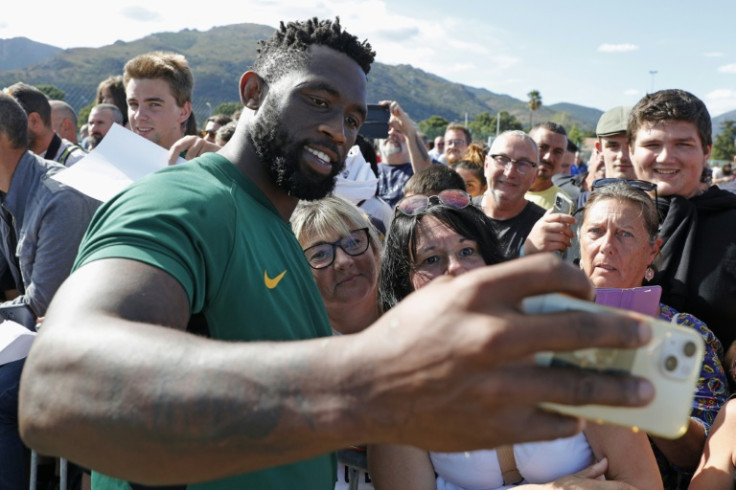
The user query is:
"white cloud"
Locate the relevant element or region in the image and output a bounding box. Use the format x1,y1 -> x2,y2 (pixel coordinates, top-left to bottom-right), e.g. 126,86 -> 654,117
704,52 -> 724,58
353,5 -> 519,92
624,89 -> 640,96
717,64 -> 736,74
120,6 -> 163,22
708,89 -> 736,100
598,43 -> 639,53
705,89 -> 736,117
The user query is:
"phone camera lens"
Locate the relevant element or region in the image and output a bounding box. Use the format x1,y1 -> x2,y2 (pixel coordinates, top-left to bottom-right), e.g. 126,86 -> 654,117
683,341 -> 696,357
664,355 -> 678,372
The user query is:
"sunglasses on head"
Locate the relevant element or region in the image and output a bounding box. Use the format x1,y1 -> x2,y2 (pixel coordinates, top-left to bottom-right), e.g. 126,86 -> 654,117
592,178 -> 656,192
396,189 -> 472,216
592,178 -> 659,205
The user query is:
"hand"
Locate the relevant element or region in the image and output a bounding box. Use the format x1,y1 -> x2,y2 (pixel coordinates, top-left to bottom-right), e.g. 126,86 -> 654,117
523,208 -> 576,255
542,458 -> 635,489
167,135 -> 221,165
381,100 -> 416,137
359,254 -> 654,452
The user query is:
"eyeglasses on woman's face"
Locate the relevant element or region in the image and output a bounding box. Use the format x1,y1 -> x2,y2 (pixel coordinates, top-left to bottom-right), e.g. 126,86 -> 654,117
303,228 -> 371,270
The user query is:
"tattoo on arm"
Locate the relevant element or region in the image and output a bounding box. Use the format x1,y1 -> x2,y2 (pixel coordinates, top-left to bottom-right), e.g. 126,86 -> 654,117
414,134 -> 430,160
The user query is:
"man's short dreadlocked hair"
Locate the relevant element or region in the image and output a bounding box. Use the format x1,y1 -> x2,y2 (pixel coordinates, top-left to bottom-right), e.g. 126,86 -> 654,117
253,17 -> 375,84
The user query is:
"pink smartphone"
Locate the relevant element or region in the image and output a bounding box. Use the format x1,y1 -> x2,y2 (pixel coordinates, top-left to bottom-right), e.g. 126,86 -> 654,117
594,286 -> 662,318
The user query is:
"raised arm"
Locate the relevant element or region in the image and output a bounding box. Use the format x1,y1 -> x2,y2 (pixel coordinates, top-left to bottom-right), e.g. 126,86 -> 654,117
19,254 -> 655,485
383,100 -> 431,173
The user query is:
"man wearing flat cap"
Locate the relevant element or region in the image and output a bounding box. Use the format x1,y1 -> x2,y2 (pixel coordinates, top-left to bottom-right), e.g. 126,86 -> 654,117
596,106 -> 635,179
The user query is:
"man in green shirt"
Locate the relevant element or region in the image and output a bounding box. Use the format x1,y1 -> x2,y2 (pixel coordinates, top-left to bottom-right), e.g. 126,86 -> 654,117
19,18 -> 656,489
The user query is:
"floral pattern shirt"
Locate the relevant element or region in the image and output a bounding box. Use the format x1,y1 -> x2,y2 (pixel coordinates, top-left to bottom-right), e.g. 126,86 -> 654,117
654,303 -> 729,489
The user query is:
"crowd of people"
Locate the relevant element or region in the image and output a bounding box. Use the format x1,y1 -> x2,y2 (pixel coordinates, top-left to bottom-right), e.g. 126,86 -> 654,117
0,15 -> 733,490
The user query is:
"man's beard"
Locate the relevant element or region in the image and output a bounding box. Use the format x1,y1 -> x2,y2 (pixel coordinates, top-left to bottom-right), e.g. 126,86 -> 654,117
381,138 -> 404,157
250,103 -> 343,200
88,133 -> 103,149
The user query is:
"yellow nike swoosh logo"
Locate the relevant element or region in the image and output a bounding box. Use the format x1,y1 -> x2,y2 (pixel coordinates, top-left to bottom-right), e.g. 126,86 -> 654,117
264,269 -> 287,289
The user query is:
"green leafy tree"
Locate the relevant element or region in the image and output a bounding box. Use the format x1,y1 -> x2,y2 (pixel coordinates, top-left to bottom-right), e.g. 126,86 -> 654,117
496,111 -> 523,132
566,124 -> 595,147
36,84 -> 66,101
527,90 -> 542,129
214,102 -> 243,116
712,120 -> 736,161
467,112 -> 496,142
418,115 -> 450,140
78,102 -> 95,130
467,111 -> 523,142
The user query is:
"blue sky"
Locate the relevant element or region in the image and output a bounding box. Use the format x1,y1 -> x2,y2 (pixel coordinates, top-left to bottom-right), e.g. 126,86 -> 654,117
3,0 -> 736,117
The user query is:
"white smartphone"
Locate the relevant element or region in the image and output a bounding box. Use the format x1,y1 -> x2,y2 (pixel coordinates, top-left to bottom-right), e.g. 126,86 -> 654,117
552,192 -> 574,215
523,293 -> 704,439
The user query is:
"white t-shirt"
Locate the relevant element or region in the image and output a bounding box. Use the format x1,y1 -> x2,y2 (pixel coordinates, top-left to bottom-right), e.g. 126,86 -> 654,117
432,432 -> 594,490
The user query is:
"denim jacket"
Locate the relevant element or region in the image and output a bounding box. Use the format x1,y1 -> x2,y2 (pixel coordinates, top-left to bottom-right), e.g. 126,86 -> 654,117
0,151 -> 101,316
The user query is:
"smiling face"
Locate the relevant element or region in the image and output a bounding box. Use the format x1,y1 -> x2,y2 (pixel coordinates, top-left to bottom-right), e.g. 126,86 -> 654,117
580,198 -> 660,289
250,45 -> 367,200
301,226 -> 379,333
409,215 -> 486,290
486,133 -> 539,205
126,77 -> 191,150
631,120 -> 711,198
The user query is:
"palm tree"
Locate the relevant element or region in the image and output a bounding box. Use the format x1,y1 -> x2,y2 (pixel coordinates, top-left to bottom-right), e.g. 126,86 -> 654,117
527,90 -> 542,129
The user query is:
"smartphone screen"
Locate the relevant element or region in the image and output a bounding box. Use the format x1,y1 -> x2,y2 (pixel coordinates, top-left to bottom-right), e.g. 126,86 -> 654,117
359,104 -> 390,139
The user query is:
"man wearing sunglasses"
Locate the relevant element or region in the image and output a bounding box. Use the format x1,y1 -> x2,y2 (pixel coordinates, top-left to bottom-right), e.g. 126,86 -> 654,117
19,18 -> 657,490
630,89 -> 736,359
201,114 -> 233,145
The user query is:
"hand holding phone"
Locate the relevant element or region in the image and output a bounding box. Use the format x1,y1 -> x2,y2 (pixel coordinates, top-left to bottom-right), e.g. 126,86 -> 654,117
553,192 -> 574,216
358,103 -> 390,139
523,293 -> 703,439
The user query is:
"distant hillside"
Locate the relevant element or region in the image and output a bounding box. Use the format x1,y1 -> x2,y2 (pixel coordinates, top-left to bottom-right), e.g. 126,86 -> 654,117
0,37 -> 62,71
0,23 -> 601,131
713,109 -> 736,137
547,103 -> 603,129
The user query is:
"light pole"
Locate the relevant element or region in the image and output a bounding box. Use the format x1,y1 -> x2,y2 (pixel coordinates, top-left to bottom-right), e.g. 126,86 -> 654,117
649,70 -> 658,94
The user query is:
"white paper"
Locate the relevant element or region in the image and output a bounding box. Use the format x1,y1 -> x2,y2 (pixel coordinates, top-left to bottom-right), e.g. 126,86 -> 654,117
0,320 -> 36,365
51,124 -> 184,202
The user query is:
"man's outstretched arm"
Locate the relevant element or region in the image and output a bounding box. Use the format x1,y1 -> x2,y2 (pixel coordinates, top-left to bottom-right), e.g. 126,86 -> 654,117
19,254 -> 654,485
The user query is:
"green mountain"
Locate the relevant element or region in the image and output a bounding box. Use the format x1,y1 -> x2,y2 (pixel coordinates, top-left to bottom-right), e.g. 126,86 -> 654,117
0,37 -> 62,71
0,23 -> 601,131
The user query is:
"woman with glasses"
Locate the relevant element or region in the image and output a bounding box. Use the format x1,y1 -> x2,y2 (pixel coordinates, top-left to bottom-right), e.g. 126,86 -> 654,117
369,188 -> 662,490
291,196 -> 383,490
291,196 -> 382,336
578,181 -> 728,489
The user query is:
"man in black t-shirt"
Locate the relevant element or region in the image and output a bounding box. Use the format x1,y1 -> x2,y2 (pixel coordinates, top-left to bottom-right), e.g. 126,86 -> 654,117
477,130 -> 545,259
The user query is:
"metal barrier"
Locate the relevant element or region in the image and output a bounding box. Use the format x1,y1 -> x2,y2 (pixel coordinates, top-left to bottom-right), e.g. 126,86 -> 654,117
29,450 -> 67,490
